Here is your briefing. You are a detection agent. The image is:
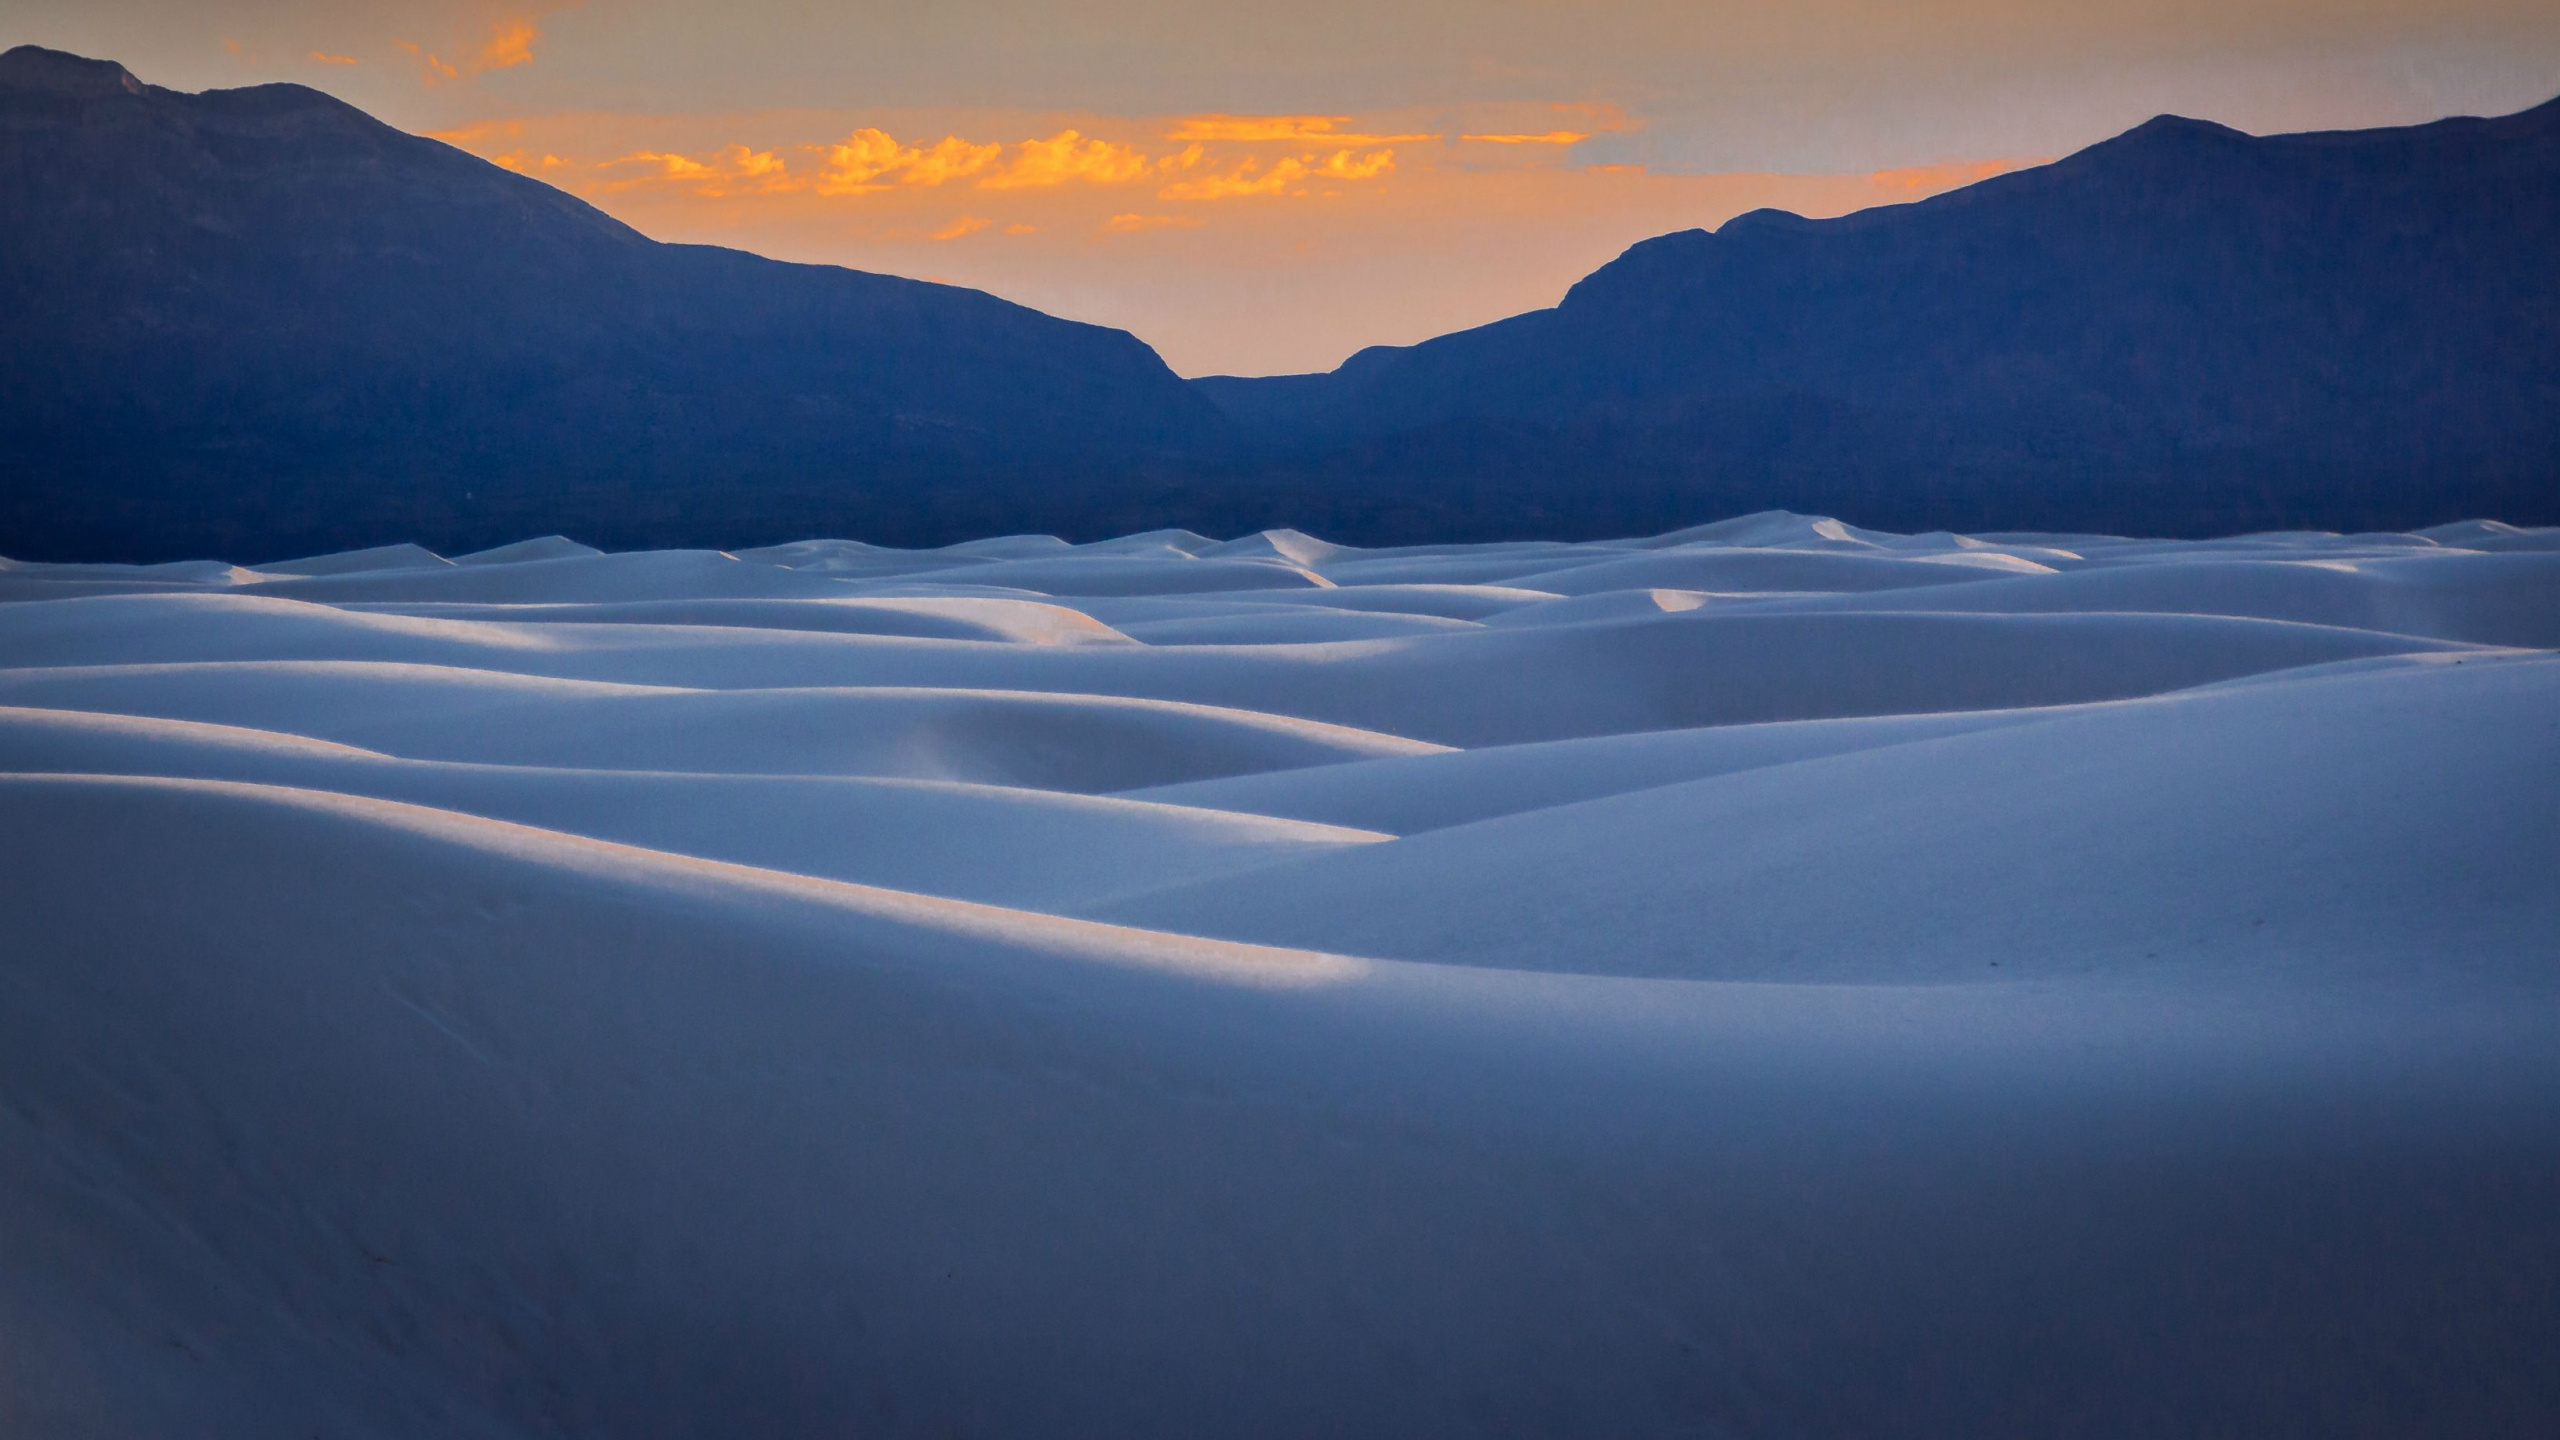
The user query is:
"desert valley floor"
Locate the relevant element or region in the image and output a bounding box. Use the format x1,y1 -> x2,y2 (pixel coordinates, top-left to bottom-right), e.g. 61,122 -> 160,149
3,513 -> 2556,1436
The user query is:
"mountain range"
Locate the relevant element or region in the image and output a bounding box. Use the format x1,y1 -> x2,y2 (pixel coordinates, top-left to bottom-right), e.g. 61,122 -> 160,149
1205,95 -> 2560,538
0,46 -> 1228,561
3,43 -> 2555,560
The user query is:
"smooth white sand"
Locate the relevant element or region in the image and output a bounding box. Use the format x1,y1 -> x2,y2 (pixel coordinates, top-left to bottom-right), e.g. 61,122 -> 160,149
3,513 -> 2556,1437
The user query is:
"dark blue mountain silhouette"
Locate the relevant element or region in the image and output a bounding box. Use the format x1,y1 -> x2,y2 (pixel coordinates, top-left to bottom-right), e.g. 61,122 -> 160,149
1196,96 -> 2560,537
0,46 -> 1234,561
4,44 -> 2554,558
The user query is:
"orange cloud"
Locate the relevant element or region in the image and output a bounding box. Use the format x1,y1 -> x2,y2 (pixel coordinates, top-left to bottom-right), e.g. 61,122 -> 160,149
583,125 -> 1167,203
309,51 -> 360,66
1170,114 -> 1347,142
1320,150 -> 1396,180
809,130 -> 1003,194
809,129 -> 908,193
421,106 -> 2048,376
1462,131 -> 1592,145
1160,148 -> 1396,201
604,145 -> 790,197
398,11 -> 557,85
1168,115 -> 1439,145
1103,213 -> 1204,233
477,18 -> 541,72
802,128 -> 1156,195
980,131 -> 1154,190
905,136 -> 1007,186
397,40 -> 461,82
1867,157 -> 2046,191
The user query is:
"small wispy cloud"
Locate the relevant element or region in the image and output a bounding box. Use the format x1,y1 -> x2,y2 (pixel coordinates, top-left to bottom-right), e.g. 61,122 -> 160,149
1159,149 -> 1395,201
397,40 -> 461,82
477,18 -> 540,72
1460,131 -> 1591,145
602,145 -> 790,197
399,11 -> 560,85
1102,213 -> 1203,233
1167,115 -> 1437,145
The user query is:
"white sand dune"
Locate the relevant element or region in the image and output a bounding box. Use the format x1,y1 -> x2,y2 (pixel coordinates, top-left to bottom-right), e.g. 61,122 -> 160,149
0,708 -> 1389,909
349,595 -> 1139,644
1499,544 -> 2060,595
3,590 -> 2470,746
254,540 -> 453,576
1095,651 -> 2559,981
3,513 -> 2555,1438
1121,705 -> 2061,833
1713,550 -> 2560,646
0,665 -> 1438,790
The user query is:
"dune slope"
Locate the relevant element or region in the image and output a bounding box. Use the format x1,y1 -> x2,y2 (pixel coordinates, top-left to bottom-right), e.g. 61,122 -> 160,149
4,515 -> 2556,1437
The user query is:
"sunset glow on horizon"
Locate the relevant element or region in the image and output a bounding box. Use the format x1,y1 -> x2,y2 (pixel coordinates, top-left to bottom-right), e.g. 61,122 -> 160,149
408,101 -> 2054,373
20,0 -> 2560,374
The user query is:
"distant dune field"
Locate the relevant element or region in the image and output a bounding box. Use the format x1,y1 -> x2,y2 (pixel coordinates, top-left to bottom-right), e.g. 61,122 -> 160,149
3,514 -> 2557,1437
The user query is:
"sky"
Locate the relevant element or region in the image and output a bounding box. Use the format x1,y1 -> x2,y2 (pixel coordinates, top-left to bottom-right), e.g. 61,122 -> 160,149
16,2 -> 2560,375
